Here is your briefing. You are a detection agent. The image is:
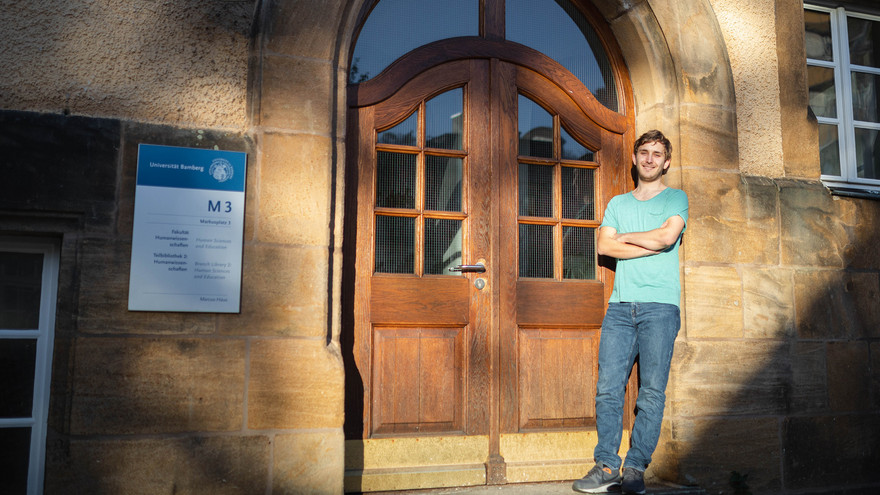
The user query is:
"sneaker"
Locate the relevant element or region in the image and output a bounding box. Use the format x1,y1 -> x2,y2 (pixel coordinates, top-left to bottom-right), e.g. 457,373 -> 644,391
621,467 -> 646,494
572,463 -> 621,493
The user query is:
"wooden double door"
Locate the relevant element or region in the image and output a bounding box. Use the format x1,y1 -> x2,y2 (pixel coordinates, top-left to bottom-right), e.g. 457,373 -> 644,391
344,50 -> 631,490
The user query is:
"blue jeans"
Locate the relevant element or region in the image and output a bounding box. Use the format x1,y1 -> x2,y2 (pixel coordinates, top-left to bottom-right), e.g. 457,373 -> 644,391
593,302 -> 680,471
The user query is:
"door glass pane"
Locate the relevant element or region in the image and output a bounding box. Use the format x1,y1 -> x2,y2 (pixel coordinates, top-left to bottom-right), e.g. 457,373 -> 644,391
0,339 -> 37,418
847,16 -> 880,68
426,88 -> 463,150
519,163 -> 553,217
376,152 -> 417,208
378,111 -> 418,146
804,10 -> 833,62
518,95 -> 554,158
851,72 -> 880,123
0,252 -> 43,330
563,226 -> 595,280
819,123 -> 842,176
507,0 -> 618,111
519,224 -> 553,278
562,166 -> 594,220
424,219 -> 462,275
808,66 -> 837,118
561,126 -> 594,161
854,127 -> 880,179
375,215 -> 415,274
425,156 -> 462,212
0,427 -> 30,494
350,0 -> 478,83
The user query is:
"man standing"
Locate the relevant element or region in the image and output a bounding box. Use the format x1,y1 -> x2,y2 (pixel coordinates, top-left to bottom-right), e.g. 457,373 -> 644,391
572,130 -> 688,495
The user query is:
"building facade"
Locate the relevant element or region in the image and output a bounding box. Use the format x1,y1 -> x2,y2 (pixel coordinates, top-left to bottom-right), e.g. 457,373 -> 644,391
1,0 -> 879,494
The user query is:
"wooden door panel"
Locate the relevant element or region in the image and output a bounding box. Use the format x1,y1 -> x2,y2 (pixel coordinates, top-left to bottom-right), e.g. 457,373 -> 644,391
370,276 -> 470,324
518,328 -> 598,430
516,280 -> 605,326
372,327 -> 465,435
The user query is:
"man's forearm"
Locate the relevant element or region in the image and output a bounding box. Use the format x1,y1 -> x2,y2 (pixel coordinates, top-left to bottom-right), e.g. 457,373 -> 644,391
597,235 -> 659,259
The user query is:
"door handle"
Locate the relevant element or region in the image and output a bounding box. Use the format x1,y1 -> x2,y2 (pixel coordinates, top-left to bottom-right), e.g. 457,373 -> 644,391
449,262 -> 486,273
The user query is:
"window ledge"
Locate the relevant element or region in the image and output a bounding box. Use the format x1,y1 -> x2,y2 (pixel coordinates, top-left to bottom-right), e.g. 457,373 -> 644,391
823,182 -> 880,200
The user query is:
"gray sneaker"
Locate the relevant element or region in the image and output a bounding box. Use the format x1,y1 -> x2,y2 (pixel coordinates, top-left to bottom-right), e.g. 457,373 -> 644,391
572,463 -> 621,493
621,467 -> 645,494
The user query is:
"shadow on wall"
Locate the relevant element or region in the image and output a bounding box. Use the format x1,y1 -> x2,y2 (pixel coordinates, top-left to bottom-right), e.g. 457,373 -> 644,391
652,180 -> 880,494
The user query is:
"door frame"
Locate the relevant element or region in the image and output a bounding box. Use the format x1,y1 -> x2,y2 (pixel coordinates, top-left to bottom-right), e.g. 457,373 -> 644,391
342,27 -> 635,495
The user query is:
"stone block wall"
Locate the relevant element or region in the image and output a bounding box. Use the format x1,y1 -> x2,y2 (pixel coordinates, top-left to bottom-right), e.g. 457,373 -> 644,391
0,110 -> 345,494
651,175 -> 880,494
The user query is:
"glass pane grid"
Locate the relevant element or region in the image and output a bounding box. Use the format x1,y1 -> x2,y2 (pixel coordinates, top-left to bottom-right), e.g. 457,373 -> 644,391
519,163 -> 554,217
519,223 -> 554,278
375,215 -> 415,274
562,166 -> 595,220
424,218 -> 463,275
376,152 -> 417,209
563,226 -> 596,280
425,88 -> 464,150
425,156 -> 463,212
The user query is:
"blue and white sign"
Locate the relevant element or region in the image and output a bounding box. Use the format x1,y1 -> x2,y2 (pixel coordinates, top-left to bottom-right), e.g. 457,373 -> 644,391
128,144 -> 247,313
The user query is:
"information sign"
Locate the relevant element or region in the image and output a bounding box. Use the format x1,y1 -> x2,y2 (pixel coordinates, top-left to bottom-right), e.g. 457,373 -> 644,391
128,144 -> 247,312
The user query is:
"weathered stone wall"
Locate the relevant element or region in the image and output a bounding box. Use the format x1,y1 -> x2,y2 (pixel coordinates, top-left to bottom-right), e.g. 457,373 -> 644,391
3,0 -> 880,494
0,0 -> 253,129
633,0 -> 880,493
1,0 -> 349,493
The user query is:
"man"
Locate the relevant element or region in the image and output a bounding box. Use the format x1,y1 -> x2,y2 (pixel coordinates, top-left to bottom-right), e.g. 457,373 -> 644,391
572,130 -> 688,495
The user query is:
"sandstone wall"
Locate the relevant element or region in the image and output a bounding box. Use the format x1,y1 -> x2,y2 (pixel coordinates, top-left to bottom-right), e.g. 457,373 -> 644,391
0,0 -> 253,129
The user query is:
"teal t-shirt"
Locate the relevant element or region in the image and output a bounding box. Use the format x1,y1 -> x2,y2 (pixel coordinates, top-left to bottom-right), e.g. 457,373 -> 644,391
599,187 -> 689,307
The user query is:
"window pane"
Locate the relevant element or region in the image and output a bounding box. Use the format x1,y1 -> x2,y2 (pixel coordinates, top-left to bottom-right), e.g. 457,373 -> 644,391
563,226 -> 595,280
378,112 -> 417,146
425,156 -> 462,212
804,10 -> 833,61
426,88 -> 463,150
847,16 -> 880,69
562,166 -> 594,220
0,427 -> 30,494
0,339 -> 37,418
854,127 -> 880,179
561,126 -> 594,161
518,95 -> 554,158
375,215 -> 415,274
424,219 -> 462,275
519,224 -> 553,278
507,0 -> 618,111
0,252 -> 43,330
519,163 -> 553,217
808,66 -> 837,118
819,123 -> 841,176
350,0 -> 478,83
851,72 -> 880,123
376,152 -> 416,208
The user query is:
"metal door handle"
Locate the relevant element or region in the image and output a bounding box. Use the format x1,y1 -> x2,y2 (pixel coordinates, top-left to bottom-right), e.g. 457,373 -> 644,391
449,262 -> 486,273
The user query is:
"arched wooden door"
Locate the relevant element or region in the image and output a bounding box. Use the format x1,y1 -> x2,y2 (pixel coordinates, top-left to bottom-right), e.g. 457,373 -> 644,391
343,41 -> 631,492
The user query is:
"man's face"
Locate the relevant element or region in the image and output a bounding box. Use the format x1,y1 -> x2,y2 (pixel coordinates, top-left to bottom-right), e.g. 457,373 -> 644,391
632,141 -> 670,183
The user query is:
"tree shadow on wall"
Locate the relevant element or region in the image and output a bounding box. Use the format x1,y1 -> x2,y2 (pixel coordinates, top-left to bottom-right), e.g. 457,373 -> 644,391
652,183 -> 880,495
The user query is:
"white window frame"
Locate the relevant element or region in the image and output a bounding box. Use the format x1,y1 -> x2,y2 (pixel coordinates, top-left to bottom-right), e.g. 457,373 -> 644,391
806,4 -> 880,198
0,237 -> 59,495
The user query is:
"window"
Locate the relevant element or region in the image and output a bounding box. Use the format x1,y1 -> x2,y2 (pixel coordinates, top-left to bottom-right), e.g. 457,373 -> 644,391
350,0 -> 618,111
0,238 -> 59,495
806,4 -> 880,197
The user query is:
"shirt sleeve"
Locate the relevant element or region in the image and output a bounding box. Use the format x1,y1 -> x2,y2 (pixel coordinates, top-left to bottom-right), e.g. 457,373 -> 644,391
600,195 -> 620,230
666,189 -> 689,232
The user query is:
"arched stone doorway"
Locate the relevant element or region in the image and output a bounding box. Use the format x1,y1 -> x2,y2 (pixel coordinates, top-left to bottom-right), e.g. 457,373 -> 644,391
249,0 -> 737,491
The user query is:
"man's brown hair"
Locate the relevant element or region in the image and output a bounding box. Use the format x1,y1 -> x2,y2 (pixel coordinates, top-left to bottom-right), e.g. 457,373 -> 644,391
633,129 -> 672,162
